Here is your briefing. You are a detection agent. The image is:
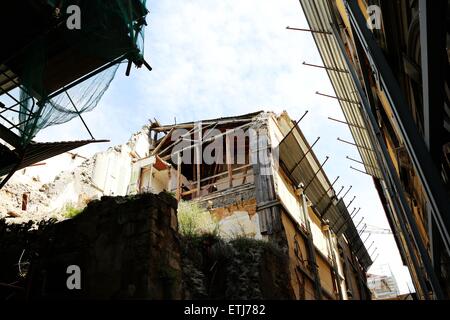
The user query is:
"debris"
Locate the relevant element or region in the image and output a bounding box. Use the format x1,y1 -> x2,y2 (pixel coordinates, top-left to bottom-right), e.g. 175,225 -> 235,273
7,211 -> 20,218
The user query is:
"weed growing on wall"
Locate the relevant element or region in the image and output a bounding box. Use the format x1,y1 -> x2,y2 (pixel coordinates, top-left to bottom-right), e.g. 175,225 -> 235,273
177,201 -> 219,237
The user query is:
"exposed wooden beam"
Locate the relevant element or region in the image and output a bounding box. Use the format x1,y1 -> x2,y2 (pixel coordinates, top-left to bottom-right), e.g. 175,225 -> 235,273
151,128 -> 174,156
176,154 -> 181,201
225,133 -> 233,188
196,123 -> 202,196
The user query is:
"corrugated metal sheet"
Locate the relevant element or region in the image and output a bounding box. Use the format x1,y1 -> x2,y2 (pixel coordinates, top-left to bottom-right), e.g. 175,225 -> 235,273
336,200 -> 372,269
298,0 -> 374,269
278,116 -> 372,269
279,127 -> 338,217
0,65 -> 18,94
0,139 -> 107,177
299,0 -> 381,179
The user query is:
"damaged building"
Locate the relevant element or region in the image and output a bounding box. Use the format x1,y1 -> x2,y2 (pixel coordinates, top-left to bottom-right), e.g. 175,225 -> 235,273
0,0 -> 151,221
1,110 -> 372,299
0,1 -> 374,301
140,111 -> 373,299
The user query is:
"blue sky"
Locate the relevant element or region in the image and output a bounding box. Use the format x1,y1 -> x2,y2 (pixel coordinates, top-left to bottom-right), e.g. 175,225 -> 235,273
37,0 -> 413,293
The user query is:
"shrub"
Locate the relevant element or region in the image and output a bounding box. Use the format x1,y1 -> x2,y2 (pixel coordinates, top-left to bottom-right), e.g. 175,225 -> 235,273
177,201 -> 219,237
63,204 -> 83,219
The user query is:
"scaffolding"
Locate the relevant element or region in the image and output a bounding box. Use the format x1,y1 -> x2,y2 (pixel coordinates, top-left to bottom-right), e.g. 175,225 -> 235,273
0,0 -> 150,188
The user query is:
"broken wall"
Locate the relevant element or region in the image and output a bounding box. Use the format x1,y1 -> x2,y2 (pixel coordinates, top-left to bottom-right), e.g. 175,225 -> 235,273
195,183 -> 262,240
1,124 -> 153,222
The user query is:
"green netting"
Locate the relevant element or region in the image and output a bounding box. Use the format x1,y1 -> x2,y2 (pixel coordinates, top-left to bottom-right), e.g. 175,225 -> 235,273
18,64 -> 120,143
15,0 -> 148,145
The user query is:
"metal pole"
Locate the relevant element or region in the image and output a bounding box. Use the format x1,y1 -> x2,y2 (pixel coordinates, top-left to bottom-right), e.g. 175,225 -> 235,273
317,175 -> 340,206
288,136 -> 320,175
347,156 -> 376,167
341,185 -> 353,200
279,110 -> 309,145
304,156 -> 330,192
355,217 -> 364,230
337,137 -> 374,152
302,61 -> 348,73
372,253 -> 380,264
47,54 -> 127,100
362,233 -> 370,245
335,185 -> 345,197
324,223 -> 344,300
350,166 -> 373,177
316,91 -> 360,104
346,196 -> 356,208
328,117 -> 366,130
65,91 -> 95,140
286,26 -> 332,34
366,241 -> 375,253
358,224 -> 367,236
335,209 -> 360,234
351,207 -> 361,218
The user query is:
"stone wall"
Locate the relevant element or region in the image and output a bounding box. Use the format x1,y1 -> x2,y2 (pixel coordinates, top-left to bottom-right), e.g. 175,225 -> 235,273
0,192 -> 296,300
181,235 -> 296,300
0,192 -> 182,300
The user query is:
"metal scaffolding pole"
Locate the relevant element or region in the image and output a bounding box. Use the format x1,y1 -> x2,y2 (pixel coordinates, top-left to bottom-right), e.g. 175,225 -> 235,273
286,26 -> 332,34
302,61 -> 348,73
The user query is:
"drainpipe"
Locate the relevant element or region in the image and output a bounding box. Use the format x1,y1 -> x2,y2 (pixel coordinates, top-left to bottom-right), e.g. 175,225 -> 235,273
297,183 -> 322,300
323,222 -> 344,300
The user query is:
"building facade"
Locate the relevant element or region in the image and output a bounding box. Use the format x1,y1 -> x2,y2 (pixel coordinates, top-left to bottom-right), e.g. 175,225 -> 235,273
299,0 -> 450,299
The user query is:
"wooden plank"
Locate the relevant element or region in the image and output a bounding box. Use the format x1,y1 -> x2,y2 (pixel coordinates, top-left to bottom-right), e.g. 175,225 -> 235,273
242,164 -> 249,184
199,173 -> 254,191
253,127 -> 282,234
181,188 -> 198,196
151,127 -> 174,155
251,129 -> 268,233
196,124 -> 202,196
138,168 -> 144,193
176,153 -> 181,201
199,164 -> 252,183
157,126 -> 196,157
225,133 -> 233,188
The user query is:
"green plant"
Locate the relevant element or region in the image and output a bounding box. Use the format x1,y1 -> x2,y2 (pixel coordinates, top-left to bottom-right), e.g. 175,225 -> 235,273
177,201 -> 219,237
63,204 -> 83,219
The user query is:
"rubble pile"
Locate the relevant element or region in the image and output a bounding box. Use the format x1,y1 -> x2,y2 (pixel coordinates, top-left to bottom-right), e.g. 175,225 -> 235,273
0,157 -> 98,223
